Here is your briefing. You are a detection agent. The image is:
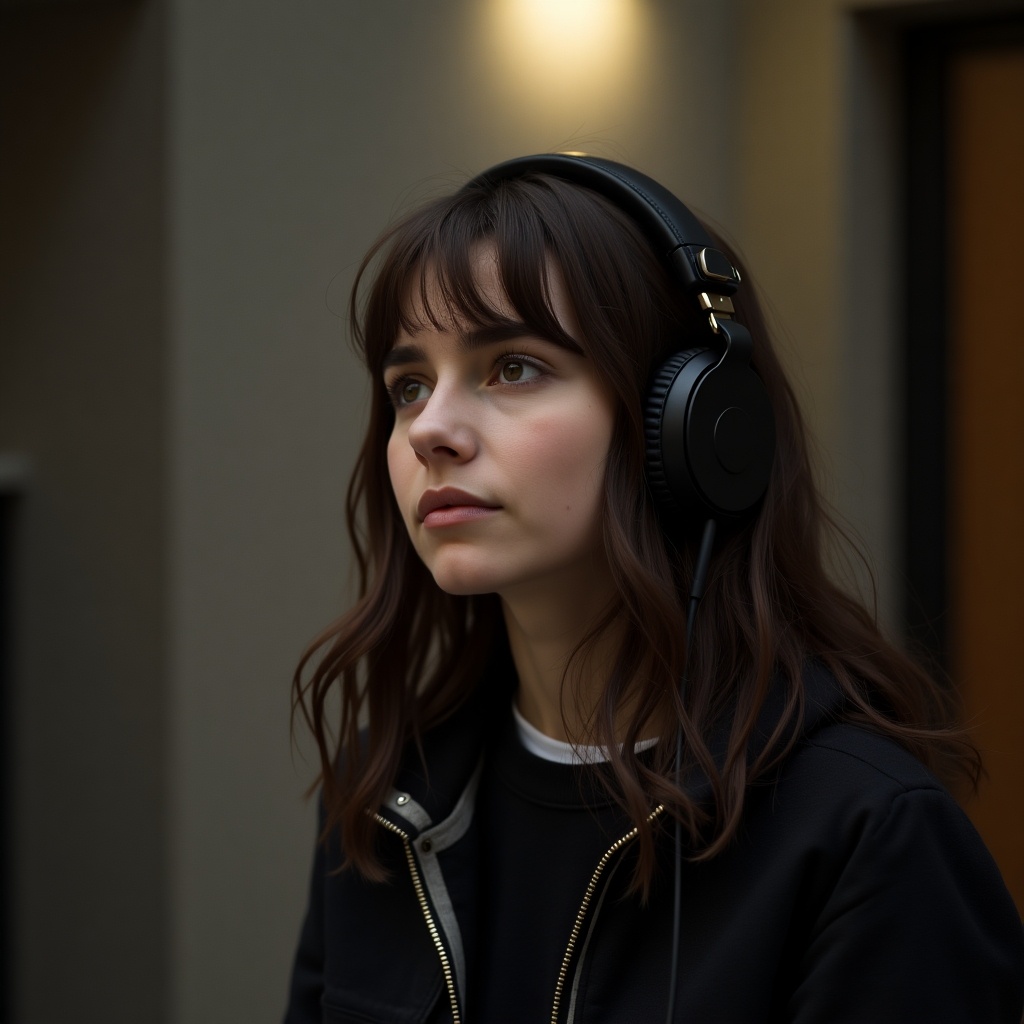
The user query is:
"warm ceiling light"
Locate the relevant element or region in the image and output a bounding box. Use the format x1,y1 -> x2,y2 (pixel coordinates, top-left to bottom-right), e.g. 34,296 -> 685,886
511,0 -> 631,62
484,0 -> 643,100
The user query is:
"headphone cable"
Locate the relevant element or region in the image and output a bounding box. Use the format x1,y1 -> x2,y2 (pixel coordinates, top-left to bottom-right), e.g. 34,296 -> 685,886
665,516 -> 717,1024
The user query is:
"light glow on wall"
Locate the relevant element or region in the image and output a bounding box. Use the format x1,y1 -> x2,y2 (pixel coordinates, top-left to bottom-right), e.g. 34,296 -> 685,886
481,0 -> 646,109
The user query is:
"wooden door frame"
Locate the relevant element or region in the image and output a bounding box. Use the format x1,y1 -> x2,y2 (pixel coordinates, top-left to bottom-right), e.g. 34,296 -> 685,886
901,12 -> 1024,666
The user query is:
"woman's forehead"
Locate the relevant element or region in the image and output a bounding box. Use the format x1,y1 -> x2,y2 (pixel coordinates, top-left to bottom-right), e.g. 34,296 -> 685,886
388,244 -> 584,357
394,243 -> 565,333
398,246 -> 516,331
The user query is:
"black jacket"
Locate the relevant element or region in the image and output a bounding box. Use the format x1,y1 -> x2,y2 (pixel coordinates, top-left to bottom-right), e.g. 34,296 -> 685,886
285,666 -> 1024,1023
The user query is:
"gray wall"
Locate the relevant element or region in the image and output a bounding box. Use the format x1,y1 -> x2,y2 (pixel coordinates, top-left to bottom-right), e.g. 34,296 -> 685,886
2,0 -> 1005,1020
0,2 -> 168,1018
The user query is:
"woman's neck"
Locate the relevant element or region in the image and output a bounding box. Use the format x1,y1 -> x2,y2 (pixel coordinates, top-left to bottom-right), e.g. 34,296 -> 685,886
499,567 -> 623,744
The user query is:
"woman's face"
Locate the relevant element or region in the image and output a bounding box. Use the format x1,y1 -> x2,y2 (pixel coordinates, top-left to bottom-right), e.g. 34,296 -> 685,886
384,247 -> 616,606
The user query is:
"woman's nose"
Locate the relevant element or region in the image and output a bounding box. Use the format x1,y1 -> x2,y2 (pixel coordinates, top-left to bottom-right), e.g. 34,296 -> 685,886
405,387 -> 478,466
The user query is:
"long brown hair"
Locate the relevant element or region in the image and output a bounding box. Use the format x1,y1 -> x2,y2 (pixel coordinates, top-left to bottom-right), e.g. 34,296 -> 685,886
293,171 -> 978,891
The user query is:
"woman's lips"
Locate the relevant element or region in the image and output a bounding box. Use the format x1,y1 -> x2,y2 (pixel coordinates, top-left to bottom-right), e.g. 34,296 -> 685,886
417,487 -> 501,526
422,505 -> 500,527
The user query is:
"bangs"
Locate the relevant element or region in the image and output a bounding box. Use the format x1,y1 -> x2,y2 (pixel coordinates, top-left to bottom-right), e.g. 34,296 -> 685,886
397,241 -> 583,357
357,181 -> 594,374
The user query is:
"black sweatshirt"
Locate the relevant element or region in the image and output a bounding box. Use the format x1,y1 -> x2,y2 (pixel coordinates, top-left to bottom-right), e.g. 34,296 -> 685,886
285,665 -> 1024,1023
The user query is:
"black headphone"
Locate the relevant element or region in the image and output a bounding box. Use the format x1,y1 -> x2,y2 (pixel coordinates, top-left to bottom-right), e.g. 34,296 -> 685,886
464,153 -> 776,527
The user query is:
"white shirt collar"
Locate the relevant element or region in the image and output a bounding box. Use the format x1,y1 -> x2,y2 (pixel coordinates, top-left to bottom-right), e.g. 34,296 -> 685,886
511,700 -> 659,765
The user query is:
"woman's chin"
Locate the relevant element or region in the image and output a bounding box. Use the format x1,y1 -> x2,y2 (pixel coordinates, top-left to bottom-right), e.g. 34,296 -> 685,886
417,545 -> 517,597
424,556 -> 511,597
429,571 -> 498,597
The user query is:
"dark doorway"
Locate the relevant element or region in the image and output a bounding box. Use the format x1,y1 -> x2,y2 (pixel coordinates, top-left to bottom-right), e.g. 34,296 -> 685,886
903,13 -> 1024,914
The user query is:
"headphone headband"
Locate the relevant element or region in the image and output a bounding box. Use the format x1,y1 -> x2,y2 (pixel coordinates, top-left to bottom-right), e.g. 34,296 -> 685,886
465,153 -> 740,300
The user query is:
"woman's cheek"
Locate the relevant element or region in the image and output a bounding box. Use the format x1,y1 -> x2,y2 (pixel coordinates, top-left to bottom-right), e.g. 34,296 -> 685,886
519,412 -> 610,484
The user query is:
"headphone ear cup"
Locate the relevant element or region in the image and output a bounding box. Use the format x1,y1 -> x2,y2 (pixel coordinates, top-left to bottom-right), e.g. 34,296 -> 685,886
645,348 -> 711,516
646,347 -> 775,520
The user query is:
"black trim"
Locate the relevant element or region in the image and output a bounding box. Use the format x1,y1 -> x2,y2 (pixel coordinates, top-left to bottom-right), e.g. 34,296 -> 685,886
0,494 -> 17,1024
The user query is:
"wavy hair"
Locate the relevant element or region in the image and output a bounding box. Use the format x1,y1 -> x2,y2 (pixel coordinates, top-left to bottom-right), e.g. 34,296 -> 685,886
293,172 -> 978,892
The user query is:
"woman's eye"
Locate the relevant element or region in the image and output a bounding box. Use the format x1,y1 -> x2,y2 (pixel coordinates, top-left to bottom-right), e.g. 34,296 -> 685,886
387,378 -> 431,407
497,359 -> 541,384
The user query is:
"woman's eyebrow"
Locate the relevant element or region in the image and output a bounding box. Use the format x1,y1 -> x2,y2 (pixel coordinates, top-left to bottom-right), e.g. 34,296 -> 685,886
462,321 -> 537,347
382,344 -> 425,371
467,321 -> 583,354
382,321 -> 548,372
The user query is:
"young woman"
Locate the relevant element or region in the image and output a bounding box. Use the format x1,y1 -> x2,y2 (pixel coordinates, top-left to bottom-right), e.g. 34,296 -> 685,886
286,155 -> 1023,1024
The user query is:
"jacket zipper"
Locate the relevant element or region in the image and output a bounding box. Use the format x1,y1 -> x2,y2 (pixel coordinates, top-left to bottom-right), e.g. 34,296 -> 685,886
550,804 -> 666,1024
374,812 -> 462,1024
